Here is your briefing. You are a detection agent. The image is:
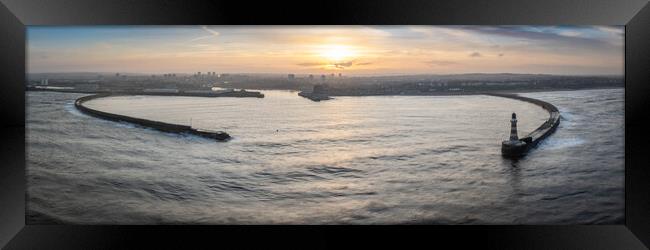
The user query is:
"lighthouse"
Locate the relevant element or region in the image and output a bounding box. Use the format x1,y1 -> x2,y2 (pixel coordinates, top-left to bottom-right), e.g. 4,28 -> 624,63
492,93 -> 561,158
509,113 -> 518,141
502,112 -> 527,157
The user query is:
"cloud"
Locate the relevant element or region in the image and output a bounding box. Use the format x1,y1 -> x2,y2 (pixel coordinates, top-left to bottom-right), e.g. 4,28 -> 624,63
190,36 -> 212,42
469,52 -> 482,57
453,25 -> 622,51
297,62 -> 322,67
190,26 -> 220,42
333,61 -> 354,69
297,60 -> 372,69
595,26 -> 624,35
558,30 -> 583,37
424,60 -> 458,66
201,26 -> 220,36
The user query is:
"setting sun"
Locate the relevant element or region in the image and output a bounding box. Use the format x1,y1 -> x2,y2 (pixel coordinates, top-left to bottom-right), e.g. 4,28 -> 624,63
318,44 -> 358,62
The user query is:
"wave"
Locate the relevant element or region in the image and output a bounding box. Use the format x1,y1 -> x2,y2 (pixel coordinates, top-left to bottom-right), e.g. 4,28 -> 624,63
539,137 -> 586,150
307,165 -> 363,175
63,101 -> 89,118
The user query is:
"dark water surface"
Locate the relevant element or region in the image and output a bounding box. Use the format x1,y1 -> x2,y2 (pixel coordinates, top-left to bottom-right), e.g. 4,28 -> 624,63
26,88 -> 624,224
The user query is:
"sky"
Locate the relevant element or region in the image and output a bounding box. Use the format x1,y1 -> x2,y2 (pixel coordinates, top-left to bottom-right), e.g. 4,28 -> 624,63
27,25 -> 624,76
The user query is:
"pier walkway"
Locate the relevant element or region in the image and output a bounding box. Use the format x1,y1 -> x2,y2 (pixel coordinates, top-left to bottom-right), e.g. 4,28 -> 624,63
486,93 -> 561,156
74,94 -> 230,141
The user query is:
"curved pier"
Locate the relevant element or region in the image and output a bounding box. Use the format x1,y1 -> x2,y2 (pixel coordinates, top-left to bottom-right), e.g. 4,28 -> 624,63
486,93 -> 561,158
74,94 -> 230,141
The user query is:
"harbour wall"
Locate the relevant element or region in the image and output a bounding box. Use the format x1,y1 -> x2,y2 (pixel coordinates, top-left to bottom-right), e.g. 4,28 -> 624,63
298,91 -> 332,101
74,94 -> 226,139
486,93 -> 561,148
74,92 -> 559,146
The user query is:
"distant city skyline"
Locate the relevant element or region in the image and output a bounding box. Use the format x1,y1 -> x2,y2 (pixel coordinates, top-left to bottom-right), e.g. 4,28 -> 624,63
28,26 -> 624,76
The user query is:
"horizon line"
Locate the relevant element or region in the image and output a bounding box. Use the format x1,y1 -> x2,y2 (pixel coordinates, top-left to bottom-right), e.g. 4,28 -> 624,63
27,71 -> 625,77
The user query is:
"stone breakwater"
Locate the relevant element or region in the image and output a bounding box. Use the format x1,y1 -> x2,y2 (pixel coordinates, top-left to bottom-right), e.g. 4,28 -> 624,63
487,93 -> 561,157
297,91 -> 332,102
74,94 -> 230,140
73,92 -> 559,147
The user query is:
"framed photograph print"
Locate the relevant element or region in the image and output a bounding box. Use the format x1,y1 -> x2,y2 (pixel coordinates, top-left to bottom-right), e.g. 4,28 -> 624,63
1,0 -> 649,249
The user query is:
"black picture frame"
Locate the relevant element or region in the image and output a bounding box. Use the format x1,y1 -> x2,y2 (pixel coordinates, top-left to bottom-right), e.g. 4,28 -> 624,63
1,0 -> 649,249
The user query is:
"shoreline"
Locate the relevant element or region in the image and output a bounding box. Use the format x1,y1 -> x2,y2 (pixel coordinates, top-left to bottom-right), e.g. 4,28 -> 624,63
26,88 -> 264,98
27,86 -> 621,96
327,86 -> 623,97
294,86 -> 621,102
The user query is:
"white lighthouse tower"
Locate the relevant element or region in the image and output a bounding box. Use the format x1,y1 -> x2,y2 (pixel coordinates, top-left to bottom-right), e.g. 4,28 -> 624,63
502,112 -> 527,157
509,112 -> 518,141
